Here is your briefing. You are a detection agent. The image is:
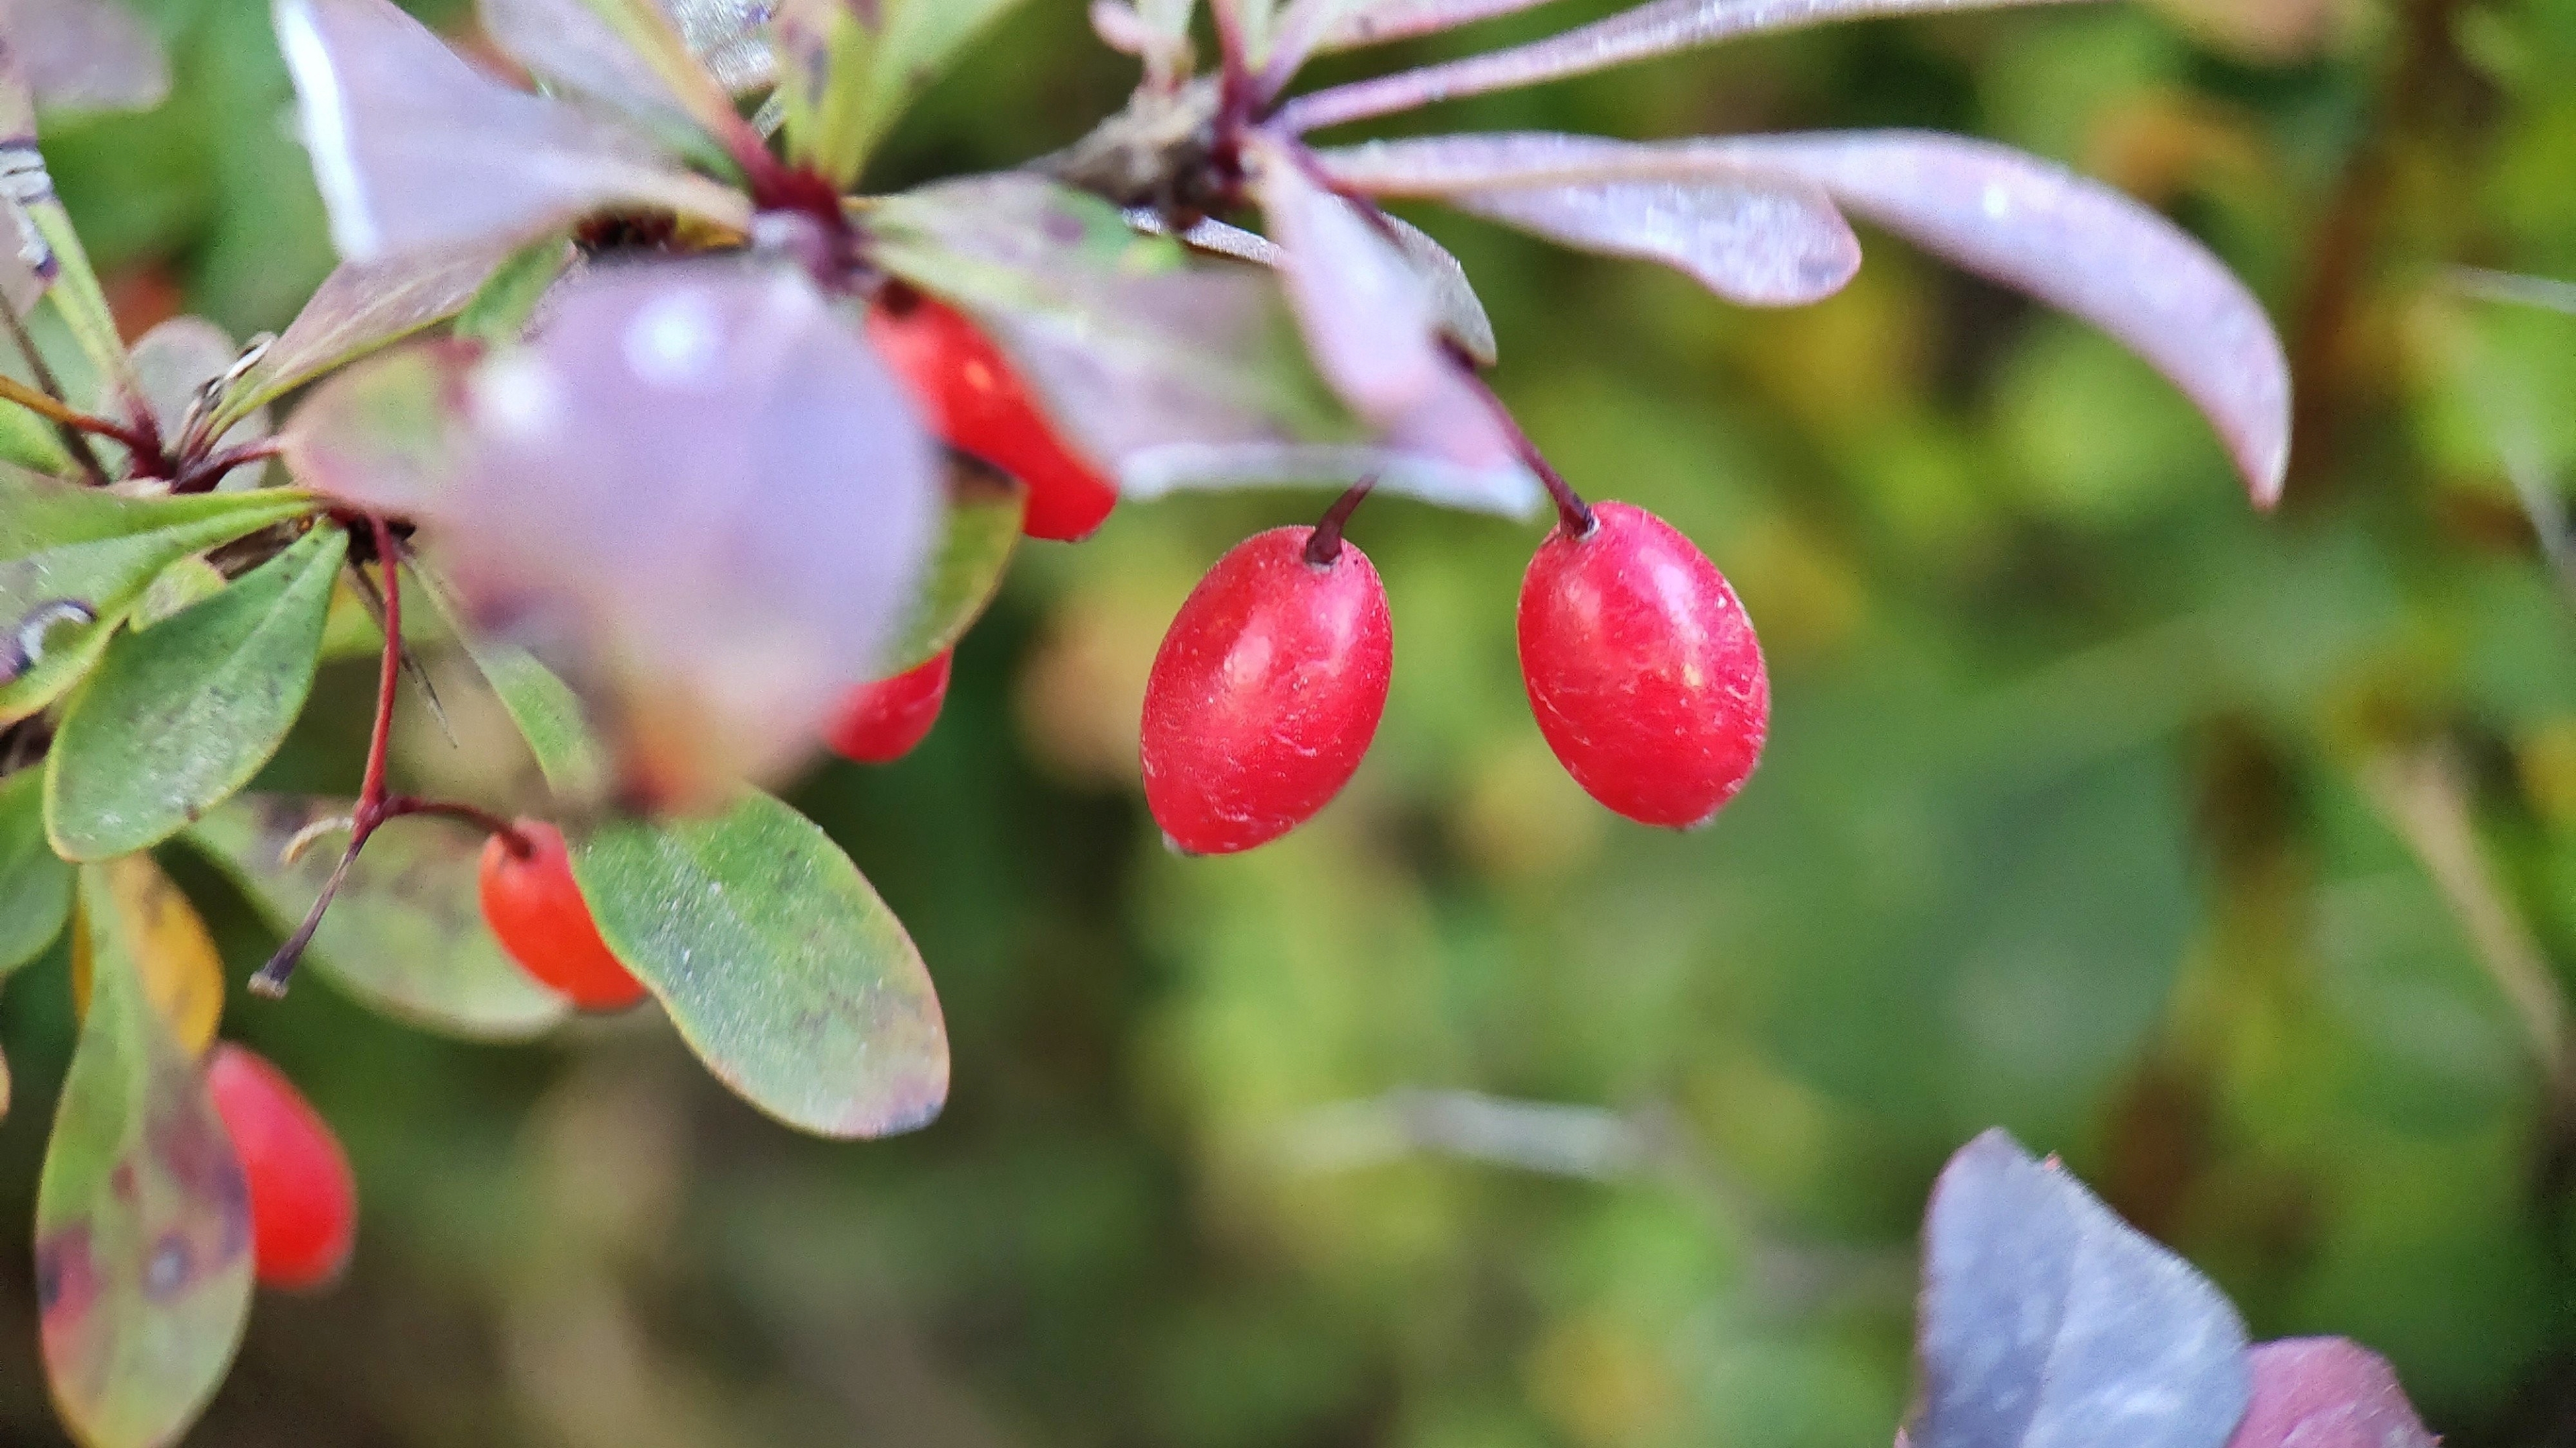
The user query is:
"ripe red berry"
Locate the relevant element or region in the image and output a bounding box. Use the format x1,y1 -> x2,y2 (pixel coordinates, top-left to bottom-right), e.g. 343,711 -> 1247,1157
1517,502 -> 1769,828
825,650 -> 953,764
206,1044 -> 355,1292
1142,527 -> 1392,854
865,287 -> 1119,542
477,821 -> 649,1011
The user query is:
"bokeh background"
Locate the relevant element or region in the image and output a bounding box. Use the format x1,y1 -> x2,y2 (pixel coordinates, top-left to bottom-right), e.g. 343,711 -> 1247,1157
6,0 -> 2576,1441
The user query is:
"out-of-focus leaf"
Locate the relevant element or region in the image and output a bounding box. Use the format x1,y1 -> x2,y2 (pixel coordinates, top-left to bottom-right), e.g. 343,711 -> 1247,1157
1253,137 -> 1443,421
30,205 -> 141,407
1129,207 -> 1499,368
0,479 -> 318,724
38,869 -> 250,1448
1140,0 -> 1197,34
133,558 -> 225,627
4,0 -> 170,112
273,0 -> 751,264
425,578 -> 616,804
0,766 -> 72,975
190,794 -> 570,1040
278,339 -> 479,518
429,260 -> 942,804
772,0 -> 1024,186
1911,1129 -> 2250,1448
2224,1339 -> 2434,1448
883,456 -> 1022,676
216,242 -> 519,427
0,394 -> 73,473
480,0 -> 741,166
69,855 -> 225,1057
1319,134 -> 1861,306
47,526 -> 346,861
874,176 -> 1538,515
1310,0 -> 1568,51
124,318 -> 267,458
572,789 -> 949,1137
1279,0 -> 2093,132
452,236 -> 573,343
0,74 -> 51,316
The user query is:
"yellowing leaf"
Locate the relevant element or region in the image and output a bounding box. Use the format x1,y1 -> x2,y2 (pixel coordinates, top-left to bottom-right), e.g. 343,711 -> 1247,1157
70,857 -> 224,1058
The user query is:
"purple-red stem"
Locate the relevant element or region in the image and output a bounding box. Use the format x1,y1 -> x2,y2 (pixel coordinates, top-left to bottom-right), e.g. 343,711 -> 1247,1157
1459,355 -> 1592,536
1305,475 -> 1375,566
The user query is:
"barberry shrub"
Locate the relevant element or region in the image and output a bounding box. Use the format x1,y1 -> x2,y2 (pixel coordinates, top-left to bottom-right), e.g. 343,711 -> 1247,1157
0,0 -> 2322,1439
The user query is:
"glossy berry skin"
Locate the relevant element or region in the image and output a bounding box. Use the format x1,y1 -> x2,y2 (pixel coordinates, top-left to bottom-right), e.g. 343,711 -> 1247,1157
1142,528 -> 1392,854
206,1044 -> 355,1292
865,288 -> 1119,542
478,821 -> 649,1010
1518,502 -> 1769,828
825,650 -> 953,764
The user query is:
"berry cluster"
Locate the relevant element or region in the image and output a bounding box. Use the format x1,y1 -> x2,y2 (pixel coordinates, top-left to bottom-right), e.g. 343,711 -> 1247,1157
806,304 -> 1776,848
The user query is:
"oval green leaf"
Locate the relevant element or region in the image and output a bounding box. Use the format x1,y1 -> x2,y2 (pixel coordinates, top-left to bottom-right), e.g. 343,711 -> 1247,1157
882,455 -> 1023,676
572,791 -> 949,1138
188,795 -> 570,1041
38,871 -> 253,1448
47,526 -> 350,861
0,767 -> 72,975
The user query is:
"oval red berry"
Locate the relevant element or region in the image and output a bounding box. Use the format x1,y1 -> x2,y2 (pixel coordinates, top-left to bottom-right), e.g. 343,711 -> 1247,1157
826,650 -> 953,764
866,288 -> 1119,542
206,1044 -> 356,1292
1517,502 -> 1769,828
477,820 -> 649,1011
1142,527 -> 1392,854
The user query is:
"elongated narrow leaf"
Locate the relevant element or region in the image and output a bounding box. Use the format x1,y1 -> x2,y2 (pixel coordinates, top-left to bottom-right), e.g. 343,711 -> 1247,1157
1318,133 -> 1861,305
31,204 -> 143,408
773,0 -> 1023,186
0,479 -> 318,723
47,526 -> 347,861
0,766 -> 72,975
883,456 -> 1022,676
1127,208 -> 1499,366
1698,131 -> 2290,501
0,74 -> 55,314
5,0 -> 170,112
70,855 -> 225,1057
481,0 -> 739,164
275,0 -> 750,263
424,577 -> 615,804
662,0 -> 772,92
1255,138 -> 1443,422
2225,1340 -> 2433,1448
1911,1129 -> 2250,1448
573,790 -> 948,1137
0,401 -> 72,477
38,872 -> 251,1448
217,241 -> 519,428
453,236 -> 574,343
1279,0 -> 2093,133
432,261 -> 942,803
1312,0 -> 1569,50
190,795 -> 570,1040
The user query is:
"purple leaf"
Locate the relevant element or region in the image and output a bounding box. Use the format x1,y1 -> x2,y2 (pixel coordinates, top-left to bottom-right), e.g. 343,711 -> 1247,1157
1252,135 -> 1443,422
1131,205 -> 1499,364
1318,133 -> 1859,306
2,0 -> 168,113
2225,1340 -> 2435,1448
439,260 -> 940,802
278,338 -> 481,519
1311,0 -> 1571,50
1689,131 -> 2290,502
125,318 -> 268,459
481,0 -> 728,145
1913,1129 -> 2250,1448
1278,0 -> 2095,133
274,0 -> 749,263
220,241 -> 519,426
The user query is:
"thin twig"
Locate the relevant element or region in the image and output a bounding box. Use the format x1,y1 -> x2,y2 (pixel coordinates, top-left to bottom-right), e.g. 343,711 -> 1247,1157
1459,353 -> 1593,535
1304,475 -> 1375,565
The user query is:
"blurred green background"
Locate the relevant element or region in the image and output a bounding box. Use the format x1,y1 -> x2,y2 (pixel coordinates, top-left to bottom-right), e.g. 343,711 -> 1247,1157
8,0 -> 2576,1441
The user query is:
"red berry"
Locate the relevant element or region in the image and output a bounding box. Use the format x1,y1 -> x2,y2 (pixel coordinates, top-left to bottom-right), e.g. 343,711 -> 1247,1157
1517,502 -> 1769,828
865,288 -> 1119,542
1142,528 -> 1392,854
206,1044 -> 355,1292
477,821 -> 649,1011
825,650 -> 953,764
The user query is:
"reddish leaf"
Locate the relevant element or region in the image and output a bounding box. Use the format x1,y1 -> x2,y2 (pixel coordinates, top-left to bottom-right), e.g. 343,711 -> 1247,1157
1318,133 -> 1859,305
1310,0 -> 1570,50
1251,135 -> 1443,421
1278,0 -> 2094,133
4,0 -> 168,113
435,260 -> 942,802
2225,1340 -> 2435,1448
1131,206 -> 1499,364
1693,131 -> 2289,502
124,318 -> 268,457
220,241 -> 520,427
481,0 -> 715,142
274,0 -> 749,263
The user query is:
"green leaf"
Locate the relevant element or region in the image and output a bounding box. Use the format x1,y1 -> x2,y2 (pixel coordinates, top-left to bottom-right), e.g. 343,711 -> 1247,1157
189,796 -> 570,1041
29,204 -> 143,414
71,856 -> 229,1060
0,768 -> 72,976
572,791 -> 949,1138
0,478 -> 320,724
453,237 -> 574,344
419,573 -> 615,805
47,526 -> 349,861
0,394 -> 75,475
774,0 -> 1028,186
883,457 -> 1023,676
133,559 -> 229,628
37,871 -> 253,1448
